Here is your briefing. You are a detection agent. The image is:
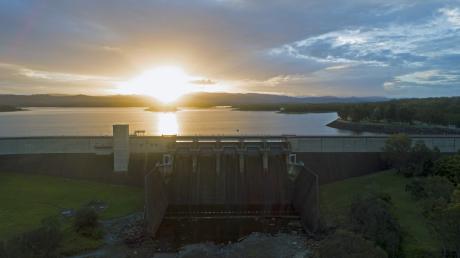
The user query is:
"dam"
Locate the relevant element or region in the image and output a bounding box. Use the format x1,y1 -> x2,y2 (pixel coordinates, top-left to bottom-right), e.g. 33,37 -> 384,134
1,124 -> 459,236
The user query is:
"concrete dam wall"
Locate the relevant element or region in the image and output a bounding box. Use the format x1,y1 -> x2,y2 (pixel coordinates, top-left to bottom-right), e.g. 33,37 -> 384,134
0,152 -> 383,185
1,125 -> 459,235
1,124 -> 458,185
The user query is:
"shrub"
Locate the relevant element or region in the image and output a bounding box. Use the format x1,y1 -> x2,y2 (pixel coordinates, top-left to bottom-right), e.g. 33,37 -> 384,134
404,142 -> 440,177
349,194 -> 402,258
406,176 -> 454,202
431,205 -> 460,256
383,136 -> 441,177
434,154 -> 460,185
1,217 -> 62,258
318,230 -> 387,258
74,207 -> 100,238
382,134 -> 412,172
407,249 -> 439,258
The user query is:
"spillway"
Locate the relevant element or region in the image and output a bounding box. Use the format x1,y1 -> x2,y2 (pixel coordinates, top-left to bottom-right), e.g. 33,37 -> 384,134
144,138 -> 320,237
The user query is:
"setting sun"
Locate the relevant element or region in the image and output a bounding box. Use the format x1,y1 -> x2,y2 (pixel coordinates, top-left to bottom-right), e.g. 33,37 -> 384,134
117,66 -> 193,103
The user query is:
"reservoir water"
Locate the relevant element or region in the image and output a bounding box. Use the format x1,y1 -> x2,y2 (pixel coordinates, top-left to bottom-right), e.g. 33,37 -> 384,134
0,107 -> 368,137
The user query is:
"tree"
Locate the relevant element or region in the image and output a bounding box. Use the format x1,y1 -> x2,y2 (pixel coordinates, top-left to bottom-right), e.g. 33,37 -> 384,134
338,107 -> 350,121
434,154 -> 460,186
423,109 -> 448,125
345,105 -> 371,122
431,205 -> 460,257
382,134 -> 412,172
404,141 -> 440,177
396,106 -> 415,124
371,106 -> 385,121
318,230 -> 388,258
349,194 -> 402,258
384,103 -> 397,122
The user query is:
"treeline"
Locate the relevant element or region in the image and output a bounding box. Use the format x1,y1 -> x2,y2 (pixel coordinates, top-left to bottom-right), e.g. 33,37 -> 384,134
0,105 -> 24,112
0,94 -> 156,107
237,97 -> 460,127
338,97 -> 460,127
235,103 -> 347,113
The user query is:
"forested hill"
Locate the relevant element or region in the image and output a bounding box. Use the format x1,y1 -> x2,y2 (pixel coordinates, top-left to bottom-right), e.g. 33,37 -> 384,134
337,97 -> 460,127
0,94 -> 156,107
177,93 -> 388,107
0,93 -> 388,107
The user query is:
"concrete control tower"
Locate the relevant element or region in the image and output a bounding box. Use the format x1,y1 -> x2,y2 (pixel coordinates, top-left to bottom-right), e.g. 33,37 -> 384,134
113,124 -> 129,172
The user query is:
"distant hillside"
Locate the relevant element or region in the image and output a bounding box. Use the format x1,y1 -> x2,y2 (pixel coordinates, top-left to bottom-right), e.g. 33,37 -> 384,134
0,93 -> 389,107
177,92 -> 388,107
0,94 -> 156,107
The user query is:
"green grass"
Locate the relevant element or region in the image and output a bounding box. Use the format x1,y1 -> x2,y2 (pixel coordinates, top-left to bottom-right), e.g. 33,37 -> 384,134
0,172 -> 144,254
320,170 -> 440,255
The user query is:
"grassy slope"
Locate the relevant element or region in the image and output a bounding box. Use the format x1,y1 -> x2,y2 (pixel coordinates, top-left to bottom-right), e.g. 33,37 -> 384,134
0,173 -> 144,254
320,170 -> 439,255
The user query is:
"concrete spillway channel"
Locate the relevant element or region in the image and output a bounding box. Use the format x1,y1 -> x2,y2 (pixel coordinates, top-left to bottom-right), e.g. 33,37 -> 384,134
144,139 -> 320,238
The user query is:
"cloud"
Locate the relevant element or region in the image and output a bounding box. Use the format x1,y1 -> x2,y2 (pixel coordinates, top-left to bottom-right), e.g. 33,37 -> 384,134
0,62 -> 119,94
269,8 -> 460,67
189,79 -> 217,85
324,64 -> 351,71
440,7 -> 460,27
0,0 -> 459,97
384,70 -> 460,91
266,4 -> 460,97
19,68 -> 117,82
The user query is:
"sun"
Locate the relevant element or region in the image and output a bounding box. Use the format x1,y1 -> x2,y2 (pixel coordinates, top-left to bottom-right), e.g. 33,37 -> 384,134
117,66 -> 193,103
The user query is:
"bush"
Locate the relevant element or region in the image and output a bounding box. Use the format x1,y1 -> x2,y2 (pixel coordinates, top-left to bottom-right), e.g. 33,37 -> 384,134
349,194 -> 402,258
407,249 -> 440,258
383,136 -> 442,177
0,217 -> 62,258
431,205 -> 460,256
382,134 -> 412,172
434,154 -> 460,186
318,230 -> 387,258
403,142 -> 440,177
406,176 -> 454,202
74,207 -> 100,238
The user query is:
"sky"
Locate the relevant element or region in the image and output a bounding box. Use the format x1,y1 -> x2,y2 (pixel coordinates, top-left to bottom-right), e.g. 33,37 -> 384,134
0,0 -> 459,98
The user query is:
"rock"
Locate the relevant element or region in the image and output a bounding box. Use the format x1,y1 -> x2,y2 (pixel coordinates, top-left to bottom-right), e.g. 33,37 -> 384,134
61,208 -> 75,217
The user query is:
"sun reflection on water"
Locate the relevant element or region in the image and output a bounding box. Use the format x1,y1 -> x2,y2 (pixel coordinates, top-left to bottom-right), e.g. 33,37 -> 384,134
158,112 -> 179,135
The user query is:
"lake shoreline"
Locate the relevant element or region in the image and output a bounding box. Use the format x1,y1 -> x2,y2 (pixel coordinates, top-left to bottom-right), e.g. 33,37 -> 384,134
327,119 -> 460,135
0,106 -> 27,113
